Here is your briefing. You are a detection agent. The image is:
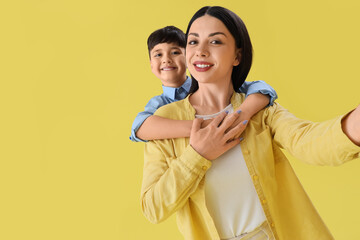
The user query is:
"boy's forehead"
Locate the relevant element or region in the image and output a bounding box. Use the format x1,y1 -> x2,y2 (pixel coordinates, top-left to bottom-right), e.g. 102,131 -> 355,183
151,42 -> 185,53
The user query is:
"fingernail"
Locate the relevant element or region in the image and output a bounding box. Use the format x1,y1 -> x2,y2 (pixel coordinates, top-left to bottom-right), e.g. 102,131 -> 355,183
237,110 -> 242,114
239,137 -> 244,141
242,120 -> 248,125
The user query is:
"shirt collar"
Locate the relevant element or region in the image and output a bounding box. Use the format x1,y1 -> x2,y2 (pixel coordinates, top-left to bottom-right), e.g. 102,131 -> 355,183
162,76 -> 192,100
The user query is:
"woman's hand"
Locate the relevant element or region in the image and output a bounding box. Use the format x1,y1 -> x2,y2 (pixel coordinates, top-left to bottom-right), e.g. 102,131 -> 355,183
227,110 -> 250,139
189,111 -> 247,160
342,104 -> 360,146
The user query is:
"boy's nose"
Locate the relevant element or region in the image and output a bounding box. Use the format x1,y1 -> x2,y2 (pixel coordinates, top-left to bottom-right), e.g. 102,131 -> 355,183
162,57 -> 173,63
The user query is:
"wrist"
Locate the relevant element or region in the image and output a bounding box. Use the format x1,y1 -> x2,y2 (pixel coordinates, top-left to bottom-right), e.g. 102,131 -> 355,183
235,107 -> 253,119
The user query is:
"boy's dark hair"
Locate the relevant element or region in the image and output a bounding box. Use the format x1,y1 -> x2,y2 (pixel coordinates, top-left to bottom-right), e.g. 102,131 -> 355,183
186,6 -> 253,93
147,26 -> 186,58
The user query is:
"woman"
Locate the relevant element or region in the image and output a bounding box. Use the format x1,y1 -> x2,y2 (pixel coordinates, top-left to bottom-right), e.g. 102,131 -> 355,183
140,6 -> 360,240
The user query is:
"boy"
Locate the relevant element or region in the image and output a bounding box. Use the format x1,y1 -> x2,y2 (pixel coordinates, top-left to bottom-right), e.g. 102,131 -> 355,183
130,26 -> 277,142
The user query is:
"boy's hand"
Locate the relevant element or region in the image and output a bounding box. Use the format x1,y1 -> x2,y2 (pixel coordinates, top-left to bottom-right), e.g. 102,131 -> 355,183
190,112 -> 246,160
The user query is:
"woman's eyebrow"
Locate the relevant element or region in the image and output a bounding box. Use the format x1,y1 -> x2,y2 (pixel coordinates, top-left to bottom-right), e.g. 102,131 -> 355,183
209,32 -> 227,37
188,32 -> 227,37
188,33 -> 199,37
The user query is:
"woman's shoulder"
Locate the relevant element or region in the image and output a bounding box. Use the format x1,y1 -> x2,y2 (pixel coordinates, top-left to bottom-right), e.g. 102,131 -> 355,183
249,102 -> 289,128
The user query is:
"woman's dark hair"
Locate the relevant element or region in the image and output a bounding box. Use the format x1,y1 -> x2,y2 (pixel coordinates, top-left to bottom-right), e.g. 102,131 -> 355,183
186,6 -> 253,93
147,26 -> 186,58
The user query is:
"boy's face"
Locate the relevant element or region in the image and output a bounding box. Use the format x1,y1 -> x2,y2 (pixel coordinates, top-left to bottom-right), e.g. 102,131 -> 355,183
150,42 -> 186,88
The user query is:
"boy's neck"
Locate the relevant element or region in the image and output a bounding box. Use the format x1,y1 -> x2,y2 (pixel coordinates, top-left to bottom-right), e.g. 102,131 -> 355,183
161,76 -> 187,88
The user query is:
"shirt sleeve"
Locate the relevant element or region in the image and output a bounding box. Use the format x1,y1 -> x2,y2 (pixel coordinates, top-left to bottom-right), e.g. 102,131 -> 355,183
239,80 -> 278,106
129,96 -> 170,142
266,103 -> 360,166
141,140 -> 211,224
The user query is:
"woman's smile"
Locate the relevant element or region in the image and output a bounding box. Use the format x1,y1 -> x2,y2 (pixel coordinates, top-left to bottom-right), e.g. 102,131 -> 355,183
193,61 -> 214,72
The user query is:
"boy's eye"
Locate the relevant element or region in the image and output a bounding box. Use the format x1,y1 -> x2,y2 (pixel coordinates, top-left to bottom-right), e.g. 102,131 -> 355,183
154,53 -> 162,58
171,51 -> 181,55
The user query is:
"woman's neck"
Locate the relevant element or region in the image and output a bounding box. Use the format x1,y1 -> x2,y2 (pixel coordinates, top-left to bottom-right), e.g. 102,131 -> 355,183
189,80 -> 234,115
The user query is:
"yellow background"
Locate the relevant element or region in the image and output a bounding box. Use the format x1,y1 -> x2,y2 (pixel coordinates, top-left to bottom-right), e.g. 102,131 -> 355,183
1,0 -> 359,239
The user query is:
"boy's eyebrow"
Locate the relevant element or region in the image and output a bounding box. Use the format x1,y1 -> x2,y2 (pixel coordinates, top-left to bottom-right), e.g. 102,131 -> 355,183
151,46 -> 182,53
151,48 -> 162,53
188,32 -> 227,37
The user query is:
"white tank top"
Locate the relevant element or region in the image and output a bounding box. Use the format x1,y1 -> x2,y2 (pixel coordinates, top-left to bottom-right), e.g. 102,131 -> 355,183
196,104 -> 266,239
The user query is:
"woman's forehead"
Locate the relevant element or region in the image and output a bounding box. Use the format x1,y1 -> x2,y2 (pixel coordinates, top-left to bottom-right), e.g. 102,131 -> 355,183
188,15 -> 230,36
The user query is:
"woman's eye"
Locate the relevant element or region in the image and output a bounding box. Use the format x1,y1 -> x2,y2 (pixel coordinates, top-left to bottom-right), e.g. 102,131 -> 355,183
188,40 -> 197,45
210,40 -> 222,44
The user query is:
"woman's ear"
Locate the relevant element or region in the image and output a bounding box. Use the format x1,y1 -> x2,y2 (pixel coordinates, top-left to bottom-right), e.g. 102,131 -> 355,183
233,48 -> 242,66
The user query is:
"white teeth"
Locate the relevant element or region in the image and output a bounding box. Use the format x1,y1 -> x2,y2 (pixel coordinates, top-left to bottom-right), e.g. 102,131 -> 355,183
162,67 -> 175,71
195,64 -> 211,68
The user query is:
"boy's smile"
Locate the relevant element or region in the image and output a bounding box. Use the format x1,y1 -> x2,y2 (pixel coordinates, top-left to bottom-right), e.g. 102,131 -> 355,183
150,42 -> 187,88
161,67 -> 177,71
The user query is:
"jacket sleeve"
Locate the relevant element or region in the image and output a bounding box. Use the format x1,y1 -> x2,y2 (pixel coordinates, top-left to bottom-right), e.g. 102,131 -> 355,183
265,103 -> 360,166
239,80 -> 278,106
140,139 -> 211,223
129,95 -> 170,142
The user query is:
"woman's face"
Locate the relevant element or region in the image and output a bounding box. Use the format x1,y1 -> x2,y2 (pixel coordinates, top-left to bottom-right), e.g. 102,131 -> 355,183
186,15 -> 240,85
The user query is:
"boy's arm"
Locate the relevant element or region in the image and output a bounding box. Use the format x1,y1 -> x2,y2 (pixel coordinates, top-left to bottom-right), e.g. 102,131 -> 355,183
137,116 -> 192,141
140,90 -> 274,141
230,80 -> 278,138
239,80 -> 278,106
130,95 -> 167,142
131,80 -> 277,142
130,110 -> 155,143
237,80 -> 278,118
130,95 -> 192,142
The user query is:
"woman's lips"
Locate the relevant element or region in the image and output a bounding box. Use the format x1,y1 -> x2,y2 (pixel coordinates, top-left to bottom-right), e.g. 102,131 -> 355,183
193,61 -> 214,72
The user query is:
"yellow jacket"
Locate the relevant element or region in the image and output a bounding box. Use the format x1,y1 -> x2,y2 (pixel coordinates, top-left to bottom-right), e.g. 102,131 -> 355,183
140,93 -> 360,240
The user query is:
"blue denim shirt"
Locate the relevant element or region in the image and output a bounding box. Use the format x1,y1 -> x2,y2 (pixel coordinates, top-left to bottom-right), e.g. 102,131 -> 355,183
130,77 -> 278,142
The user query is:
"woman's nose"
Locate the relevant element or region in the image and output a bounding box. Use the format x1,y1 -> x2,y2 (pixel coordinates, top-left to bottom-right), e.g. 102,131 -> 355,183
195,45 -> 209,57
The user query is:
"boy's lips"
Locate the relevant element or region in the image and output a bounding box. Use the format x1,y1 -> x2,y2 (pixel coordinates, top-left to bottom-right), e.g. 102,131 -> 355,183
193,61 -> 214,72
161,66 -> 177,71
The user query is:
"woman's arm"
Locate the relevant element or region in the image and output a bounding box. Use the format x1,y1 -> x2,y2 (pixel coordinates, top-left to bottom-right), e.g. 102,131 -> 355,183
266,103 -> 360,166
141,141 -> 209,224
